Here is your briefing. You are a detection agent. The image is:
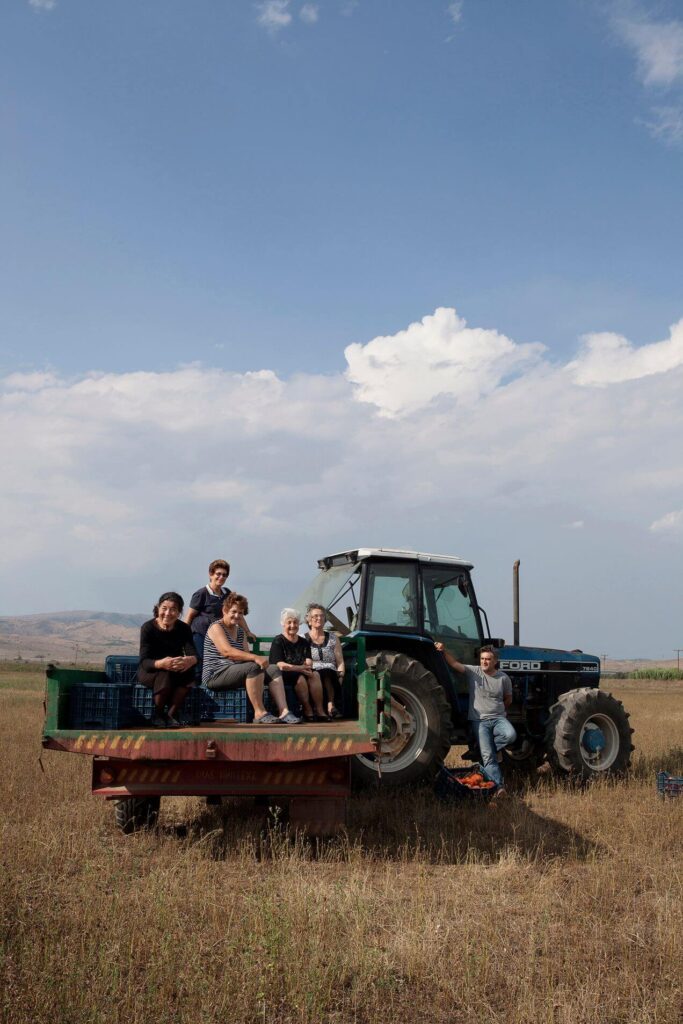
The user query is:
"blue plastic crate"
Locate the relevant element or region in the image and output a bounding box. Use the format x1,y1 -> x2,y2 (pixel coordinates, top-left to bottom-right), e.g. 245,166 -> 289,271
657,770 -> 683,799
131,683 -> 155,719
130,684 -> 204,726
105,655 -> 139,684
70,683 -> 134,730
211,688 -> 249,721
182,687 -> 204,725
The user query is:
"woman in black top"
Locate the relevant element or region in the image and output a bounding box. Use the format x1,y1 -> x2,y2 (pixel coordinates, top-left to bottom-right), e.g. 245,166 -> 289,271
138,591 -> 197,728
269,608 -> 327,721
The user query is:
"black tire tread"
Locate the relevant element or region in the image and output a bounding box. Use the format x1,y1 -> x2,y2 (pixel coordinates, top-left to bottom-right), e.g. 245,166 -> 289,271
545,688 -> 634,779
114,796 -> 160,834
353,650 -> 452,789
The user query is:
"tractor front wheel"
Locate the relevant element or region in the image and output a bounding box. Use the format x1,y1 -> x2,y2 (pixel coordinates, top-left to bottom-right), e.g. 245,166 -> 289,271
352,651 -> 452,789
545,688 -> 634,779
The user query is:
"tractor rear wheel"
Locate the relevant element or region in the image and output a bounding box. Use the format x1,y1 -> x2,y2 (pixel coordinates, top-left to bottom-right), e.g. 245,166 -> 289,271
545,688 -> 634,779
114,796 -> 161,834
352,651 -> 452,789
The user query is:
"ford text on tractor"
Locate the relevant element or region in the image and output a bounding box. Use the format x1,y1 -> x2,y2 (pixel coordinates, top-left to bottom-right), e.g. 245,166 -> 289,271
296,548 -> 634,787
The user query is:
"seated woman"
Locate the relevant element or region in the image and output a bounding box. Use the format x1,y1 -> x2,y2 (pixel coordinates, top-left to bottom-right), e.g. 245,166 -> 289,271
138,592 -> 197,728
203,593 -> 300,725
304,603 -> 345,719
269,608 -> 327,722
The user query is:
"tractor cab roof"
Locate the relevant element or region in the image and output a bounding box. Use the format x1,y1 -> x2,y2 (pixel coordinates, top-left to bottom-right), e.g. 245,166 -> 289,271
318,547 -> 473,570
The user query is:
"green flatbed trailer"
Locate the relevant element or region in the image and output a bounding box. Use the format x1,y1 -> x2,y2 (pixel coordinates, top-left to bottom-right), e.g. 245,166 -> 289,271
41,638 -> 389,835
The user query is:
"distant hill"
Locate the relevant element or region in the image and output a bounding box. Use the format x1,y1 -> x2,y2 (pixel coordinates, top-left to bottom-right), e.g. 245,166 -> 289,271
0,612 -> 676,671
0,611 -> 146,664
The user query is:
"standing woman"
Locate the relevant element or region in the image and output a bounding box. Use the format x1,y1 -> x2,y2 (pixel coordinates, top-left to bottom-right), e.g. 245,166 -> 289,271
185,559 -> 252,676
138,592 -> 197,728
304,603 -> 345,719
269,608 -> 327,722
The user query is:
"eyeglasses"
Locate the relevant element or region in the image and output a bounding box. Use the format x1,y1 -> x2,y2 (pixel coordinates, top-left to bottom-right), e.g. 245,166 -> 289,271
213,571 -> 228,578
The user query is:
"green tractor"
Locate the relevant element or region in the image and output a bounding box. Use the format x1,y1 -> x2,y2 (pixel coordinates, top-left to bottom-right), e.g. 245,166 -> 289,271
295,548 -> 634,788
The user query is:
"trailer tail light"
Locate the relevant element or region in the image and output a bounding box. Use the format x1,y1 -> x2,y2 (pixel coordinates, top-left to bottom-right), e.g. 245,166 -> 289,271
99,767 -> 115,784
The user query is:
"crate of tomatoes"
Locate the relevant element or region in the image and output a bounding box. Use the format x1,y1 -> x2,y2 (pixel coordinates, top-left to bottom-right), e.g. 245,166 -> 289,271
434,764 -> 497,802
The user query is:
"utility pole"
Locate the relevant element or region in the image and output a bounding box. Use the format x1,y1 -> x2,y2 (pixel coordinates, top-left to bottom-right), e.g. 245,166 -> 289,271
601,654 -> 608,672
675,649 -> 682,672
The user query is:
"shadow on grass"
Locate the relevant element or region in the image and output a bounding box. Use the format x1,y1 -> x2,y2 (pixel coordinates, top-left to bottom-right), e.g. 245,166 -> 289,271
158,784 -> 603,866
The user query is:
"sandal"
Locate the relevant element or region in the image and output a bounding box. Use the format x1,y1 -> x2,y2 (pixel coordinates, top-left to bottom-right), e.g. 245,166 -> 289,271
253,712 -> 278,725
328,706 -> 343,719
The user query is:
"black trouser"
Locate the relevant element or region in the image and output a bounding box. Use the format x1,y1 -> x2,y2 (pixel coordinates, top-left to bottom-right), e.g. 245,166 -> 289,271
318,667 -> 342,709
137,667 -> 195,705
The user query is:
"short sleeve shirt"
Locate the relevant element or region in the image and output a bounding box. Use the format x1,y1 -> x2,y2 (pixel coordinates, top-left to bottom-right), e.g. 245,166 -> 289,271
189,585 -> 231,636
463,666 -> 512,721
269,634 -> 312,667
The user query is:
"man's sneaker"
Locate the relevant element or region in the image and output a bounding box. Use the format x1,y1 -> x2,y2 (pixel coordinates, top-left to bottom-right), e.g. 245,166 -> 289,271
492,787 -> 508,800
253,712 -> 279,725
152,712 -> 167,728
166,714 -> 182,729
277,711 -> 302,725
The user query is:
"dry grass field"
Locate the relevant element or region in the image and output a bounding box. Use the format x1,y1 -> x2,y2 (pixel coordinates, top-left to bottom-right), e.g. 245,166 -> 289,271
1,665 -> 681,1024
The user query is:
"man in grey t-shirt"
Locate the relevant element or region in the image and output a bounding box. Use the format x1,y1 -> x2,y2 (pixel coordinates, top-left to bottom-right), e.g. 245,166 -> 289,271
435,644 -> 517,794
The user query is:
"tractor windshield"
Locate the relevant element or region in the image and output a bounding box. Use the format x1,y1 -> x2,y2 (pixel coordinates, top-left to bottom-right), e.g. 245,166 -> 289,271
294,562 -> 361,633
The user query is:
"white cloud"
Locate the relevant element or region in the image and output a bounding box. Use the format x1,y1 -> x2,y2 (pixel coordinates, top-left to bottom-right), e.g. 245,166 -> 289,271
610,9 -> 683,147
344,306 -> 544,418
566,318 -> 683,386
1,371 -> 59,391
447,2 -> 463,27
650,509 -> 683,534
340,1 -> 359,16
3,307 -> 683,649
256,0 -> 292,32
614,16 -> 683,87
29,0 -> 56,9
642,104 -> 683,145
299,4 -> 319,24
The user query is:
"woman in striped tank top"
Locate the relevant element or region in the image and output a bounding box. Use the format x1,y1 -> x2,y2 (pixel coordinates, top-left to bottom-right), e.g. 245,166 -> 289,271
203,593 -> 301,725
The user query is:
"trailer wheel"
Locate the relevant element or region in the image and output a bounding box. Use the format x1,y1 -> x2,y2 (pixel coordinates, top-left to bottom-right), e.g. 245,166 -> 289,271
114,796 -> 161,834
545,688 -> 634,779
352,651 -> 452,789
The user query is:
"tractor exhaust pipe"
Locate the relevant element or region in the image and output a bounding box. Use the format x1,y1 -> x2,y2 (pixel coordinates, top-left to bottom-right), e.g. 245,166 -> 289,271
513,559 -> 520,646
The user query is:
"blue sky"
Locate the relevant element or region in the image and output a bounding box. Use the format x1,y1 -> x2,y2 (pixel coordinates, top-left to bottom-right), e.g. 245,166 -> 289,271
1,0 -> 682,657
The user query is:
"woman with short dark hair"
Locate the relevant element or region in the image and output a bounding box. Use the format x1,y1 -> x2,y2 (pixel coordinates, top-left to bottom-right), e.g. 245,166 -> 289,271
138,592 -> 197,728
185,559 -> 252,676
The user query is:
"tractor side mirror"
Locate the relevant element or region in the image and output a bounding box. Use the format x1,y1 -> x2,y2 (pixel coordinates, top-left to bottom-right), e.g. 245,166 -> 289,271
487,637 -> 505,648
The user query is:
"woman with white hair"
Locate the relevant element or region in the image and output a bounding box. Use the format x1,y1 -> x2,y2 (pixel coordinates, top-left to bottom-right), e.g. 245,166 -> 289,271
269,608 -> 328,722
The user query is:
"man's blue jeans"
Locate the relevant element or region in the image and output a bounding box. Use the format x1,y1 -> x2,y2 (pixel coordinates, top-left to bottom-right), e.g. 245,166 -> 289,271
473,717 -> 517,788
